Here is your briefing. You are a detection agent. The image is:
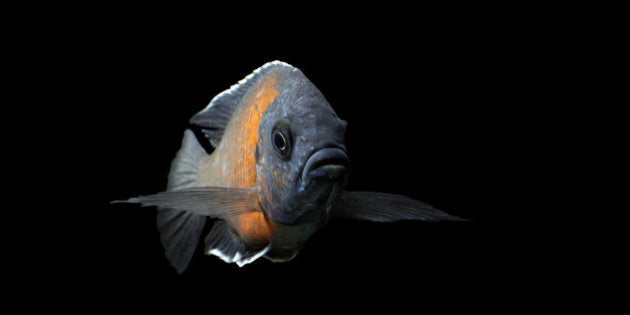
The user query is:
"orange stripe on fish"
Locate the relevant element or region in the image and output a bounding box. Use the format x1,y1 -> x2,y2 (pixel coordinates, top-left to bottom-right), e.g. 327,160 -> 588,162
202,73 -> 278,243
235,211 -> 270,245
235,73 -> 279,187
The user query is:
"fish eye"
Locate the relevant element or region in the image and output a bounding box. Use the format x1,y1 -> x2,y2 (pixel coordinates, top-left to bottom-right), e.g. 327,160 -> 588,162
271,119 -> 292,158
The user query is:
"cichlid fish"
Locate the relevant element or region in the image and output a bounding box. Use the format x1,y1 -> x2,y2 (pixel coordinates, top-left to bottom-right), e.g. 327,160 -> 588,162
116,61 -> 464,273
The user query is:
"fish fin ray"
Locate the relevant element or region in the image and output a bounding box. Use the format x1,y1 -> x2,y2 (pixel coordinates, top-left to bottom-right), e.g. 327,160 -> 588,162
114,187 -> 259,218
167,129 -> 206,191
335,191 -> 467,222
189,61 -> 296,147
156,208 -> 205,273
205,221 -> 270,267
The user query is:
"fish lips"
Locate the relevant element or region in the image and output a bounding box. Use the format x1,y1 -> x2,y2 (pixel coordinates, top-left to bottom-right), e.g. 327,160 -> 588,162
269,148 -> 349,226
301,147 -> 350,188
295,147 -> 349,221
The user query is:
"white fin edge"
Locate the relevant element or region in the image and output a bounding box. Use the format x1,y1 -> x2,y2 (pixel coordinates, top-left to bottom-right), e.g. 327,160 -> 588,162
208,245 -> 271,267
206,60 -> 296,111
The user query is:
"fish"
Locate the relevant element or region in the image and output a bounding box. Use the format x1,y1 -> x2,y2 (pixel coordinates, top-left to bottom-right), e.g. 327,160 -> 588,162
114,61 -> 464,273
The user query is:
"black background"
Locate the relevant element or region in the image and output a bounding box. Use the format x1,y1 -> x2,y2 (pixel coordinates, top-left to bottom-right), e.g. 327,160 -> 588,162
28,12 -> 555,309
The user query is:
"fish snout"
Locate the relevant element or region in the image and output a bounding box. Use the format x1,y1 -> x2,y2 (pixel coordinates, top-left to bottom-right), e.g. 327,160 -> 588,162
301,148 -> 349,187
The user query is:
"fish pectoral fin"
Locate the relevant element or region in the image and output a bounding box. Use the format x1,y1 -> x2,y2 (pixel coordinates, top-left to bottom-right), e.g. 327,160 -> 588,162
335,191 -> 467,222
113,187 -> 260,218
205,221 -> 270,267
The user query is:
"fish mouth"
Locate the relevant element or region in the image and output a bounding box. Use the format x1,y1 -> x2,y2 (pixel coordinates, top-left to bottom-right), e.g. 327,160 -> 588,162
301,147 -> 350,187
270,147 -> 348,226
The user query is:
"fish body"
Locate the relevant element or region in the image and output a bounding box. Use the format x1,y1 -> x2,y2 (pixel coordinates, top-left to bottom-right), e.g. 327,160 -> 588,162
118,61 -> 463,273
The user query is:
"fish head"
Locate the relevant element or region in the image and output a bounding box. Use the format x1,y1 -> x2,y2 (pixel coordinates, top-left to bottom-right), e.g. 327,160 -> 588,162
256,70 -> 349,227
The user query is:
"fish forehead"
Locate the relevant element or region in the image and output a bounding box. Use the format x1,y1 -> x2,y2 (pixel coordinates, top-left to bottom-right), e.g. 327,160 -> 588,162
260,75 -> 339,149
239,65 -> 318,129
268,70 -> 329,116
271,78 -> 342,146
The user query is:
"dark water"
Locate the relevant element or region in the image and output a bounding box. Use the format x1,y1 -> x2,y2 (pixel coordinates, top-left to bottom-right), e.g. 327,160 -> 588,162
30,20 -> 550,309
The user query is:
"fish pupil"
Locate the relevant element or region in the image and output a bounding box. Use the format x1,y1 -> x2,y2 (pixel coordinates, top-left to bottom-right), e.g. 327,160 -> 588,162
274,132 -> 287,151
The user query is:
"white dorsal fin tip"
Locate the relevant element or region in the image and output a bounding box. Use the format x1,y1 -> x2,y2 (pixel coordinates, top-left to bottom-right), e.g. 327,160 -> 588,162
208,61 -> 295,106
253,60 -> 295,75
261,60 -> 295,70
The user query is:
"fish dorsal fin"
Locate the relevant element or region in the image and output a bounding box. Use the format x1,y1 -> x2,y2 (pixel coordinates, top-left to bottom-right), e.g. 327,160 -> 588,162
189,60 -> 297,147
168,129 -> 207,191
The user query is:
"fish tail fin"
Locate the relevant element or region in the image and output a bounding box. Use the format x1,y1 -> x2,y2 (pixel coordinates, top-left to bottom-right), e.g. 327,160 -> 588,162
158,129 -> 208,273
204,221 -> 270,267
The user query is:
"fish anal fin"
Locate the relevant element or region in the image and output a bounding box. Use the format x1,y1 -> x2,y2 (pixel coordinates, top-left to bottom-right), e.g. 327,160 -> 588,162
205,221 -> 270,267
